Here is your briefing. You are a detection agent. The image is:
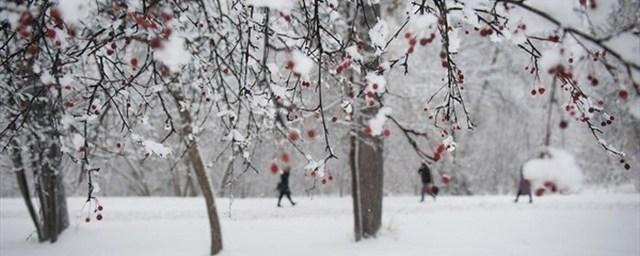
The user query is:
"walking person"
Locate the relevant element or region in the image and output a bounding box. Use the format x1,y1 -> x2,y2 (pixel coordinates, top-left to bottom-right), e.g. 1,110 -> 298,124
418,163 -> 438,202
277,166 -> 296,207
514,170 -> 532,203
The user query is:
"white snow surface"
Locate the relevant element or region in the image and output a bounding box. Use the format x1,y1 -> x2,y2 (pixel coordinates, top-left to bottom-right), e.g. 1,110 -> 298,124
1,195 -> 638,256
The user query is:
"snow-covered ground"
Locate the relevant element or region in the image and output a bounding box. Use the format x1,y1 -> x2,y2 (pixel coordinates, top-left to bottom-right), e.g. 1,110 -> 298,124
1,194 -> 639,256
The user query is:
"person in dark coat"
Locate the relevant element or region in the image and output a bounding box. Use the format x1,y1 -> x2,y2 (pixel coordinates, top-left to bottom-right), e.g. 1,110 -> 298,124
418,163 -> 438,202
514,170 -> 532,203
277,166 -> 296,207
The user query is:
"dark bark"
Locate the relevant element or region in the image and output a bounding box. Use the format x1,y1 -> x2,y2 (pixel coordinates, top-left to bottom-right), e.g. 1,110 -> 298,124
170,89 -> 223,255
351,113 -> 384,240
11,140 -> 44,241
9,35 -> 69,243
348,0 -> 384,241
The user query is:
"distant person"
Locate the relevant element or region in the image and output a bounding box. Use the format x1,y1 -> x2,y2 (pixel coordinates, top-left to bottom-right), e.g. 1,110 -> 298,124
514,171 -> 532,203
418,163 -> 438,202
277,166 -> 296,207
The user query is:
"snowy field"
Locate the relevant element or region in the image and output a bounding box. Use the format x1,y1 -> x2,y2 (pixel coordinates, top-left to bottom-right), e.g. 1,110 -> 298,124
1,194 -> 639,256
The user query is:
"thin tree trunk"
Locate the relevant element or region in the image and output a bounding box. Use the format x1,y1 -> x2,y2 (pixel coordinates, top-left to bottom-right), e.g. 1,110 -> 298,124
170,89 -> 223,255
11,139 -> 44,241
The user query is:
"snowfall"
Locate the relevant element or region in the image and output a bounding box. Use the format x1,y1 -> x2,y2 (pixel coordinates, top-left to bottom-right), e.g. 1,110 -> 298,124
1,194 -> 639,256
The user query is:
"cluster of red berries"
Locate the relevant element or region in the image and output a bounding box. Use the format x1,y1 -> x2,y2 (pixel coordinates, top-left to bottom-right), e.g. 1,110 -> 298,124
600,115 -> 615,127
591,51 -> 606,62
512,24 -> 527,35
336,55 -> 353,75
535,181 -> 558,197
320,175 -> 334,185
530,86 -> 546,96
309,170 -> 334,185
404,32 -> 436,54
362,126 -> 390,138
620,159 -> 631,170
85,204 -> 104,223
579,0 -> 597,9
478,27 -> 494,37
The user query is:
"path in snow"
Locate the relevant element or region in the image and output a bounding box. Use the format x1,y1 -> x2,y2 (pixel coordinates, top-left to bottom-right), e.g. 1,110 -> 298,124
1,194 -> 638,256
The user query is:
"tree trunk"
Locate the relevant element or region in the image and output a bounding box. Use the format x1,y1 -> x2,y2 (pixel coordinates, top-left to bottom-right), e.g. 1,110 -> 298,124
347,0 -> 384,241
170,89 -> 223,255
11,139 -> 44,241
9,38 -> 69,243
350,111 -> 384,240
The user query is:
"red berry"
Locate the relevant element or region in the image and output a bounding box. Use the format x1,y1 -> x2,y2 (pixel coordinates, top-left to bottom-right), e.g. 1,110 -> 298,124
364,126 -> 372,135
328,175 -> 333,181
530,89 -> 537,95
331,116 -> 338,123
559,120 -> 568,129
433,153 -> 441,161
624,163 -> 630,170
98,205 -> 103,211
419,38 -> 429,46
321,179 -> 327,184
130,57 -> 139,67
288,130 -> 299,141
404,32 -> 412,39
270,162 -> 279,174
535,188 -> 545,197
409,38 -> 417,45
618,90 -> 628,100
64,101 -> 74,108
96,214 -> 103,221
436,143 -> 445,154
372,83 -> 379,90
46,29 -> 56,38
85,217 -> 90,223
306,129 -> 317,139
383,128 -> 390,137
285,60 -> 295,69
